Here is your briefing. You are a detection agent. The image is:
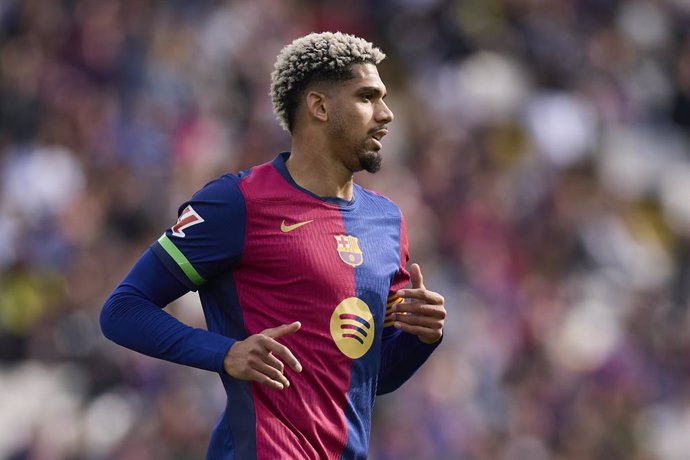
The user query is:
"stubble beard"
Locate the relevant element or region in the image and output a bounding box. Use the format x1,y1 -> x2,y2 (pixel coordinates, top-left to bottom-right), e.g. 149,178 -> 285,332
329,112 -> 383,174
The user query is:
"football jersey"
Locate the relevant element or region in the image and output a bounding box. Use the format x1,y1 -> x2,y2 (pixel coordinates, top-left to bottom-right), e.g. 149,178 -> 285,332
149,152 -> 435,459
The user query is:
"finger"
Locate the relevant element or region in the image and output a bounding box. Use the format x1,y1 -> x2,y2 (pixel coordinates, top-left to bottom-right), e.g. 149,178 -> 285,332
410,263 -> 425,290
263,338 -> 303,373
392,312 -> 444,329
262,321 -> 301,339
393,321 -> 442,343
245,368 -> 286,390
395,288 -> 444,305
264,352 -> 285,374
393,301 -> 446,318
252,361 -> 291,388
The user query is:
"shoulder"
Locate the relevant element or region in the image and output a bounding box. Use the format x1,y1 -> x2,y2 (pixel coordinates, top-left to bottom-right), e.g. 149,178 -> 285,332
172,173 -> 250,228
186,160 -> 263,204
189,173 -> 243,201
355,184 -> 403,218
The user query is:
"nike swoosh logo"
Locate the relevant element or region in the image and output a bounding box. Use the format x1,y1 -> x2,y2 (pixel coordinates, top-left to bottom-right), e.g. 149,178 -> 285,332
280,219 -> 313,233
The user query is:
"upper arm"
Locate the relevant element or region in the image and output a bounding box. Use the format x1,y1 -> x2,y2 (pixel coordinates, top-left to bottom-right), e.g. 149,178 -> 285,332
151,174 -> 246,291
114,248 -> 191,307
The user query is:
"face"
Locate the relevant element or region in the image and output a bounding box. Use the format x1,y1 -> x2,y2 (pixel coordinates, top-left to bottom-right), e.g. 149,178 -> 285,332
326,63 -> 394,173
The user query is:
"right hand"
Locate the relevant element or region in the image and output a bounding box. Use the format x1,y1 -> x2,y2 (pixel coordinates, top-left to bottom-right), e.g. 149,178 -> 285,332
223,321 -> 303,390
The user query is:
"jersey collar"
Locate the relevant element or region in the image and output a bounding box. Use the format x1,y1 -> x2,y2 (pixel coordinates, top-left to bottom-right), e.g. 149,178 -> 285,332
272,152 -> 358,209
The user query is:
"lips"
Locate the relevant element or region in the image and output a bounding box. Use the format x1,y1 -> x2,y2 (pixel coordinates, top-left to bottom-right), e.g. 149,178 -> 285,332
371,128 -> 388,141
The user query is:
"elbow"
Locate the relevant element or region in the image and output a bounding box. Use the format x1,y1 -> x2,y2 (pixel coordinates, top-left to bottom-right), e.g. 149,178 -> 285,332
99,293 -> 118,342
100,289 -> 137,344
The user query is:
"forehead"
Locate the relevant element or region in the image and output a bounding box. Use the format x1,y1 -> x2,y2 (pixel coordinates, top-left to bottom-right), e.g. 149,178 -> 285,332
342,63 -> 386,92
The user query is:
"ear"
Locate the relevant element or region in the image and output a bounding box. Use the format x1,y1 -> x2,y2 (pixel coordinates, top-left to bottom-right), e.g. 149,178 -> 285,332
305,90 -> 328,122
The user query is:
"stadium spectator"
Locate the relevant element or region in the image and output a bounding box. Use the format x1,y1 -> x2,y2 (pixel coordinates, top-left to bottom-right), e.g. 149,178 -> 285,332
2,1 -> 690,459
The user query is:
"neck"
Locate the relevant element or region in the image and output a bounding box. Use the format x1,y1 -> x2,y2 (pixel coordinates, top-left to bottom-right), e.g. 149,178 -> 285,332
286,135 -> 355,201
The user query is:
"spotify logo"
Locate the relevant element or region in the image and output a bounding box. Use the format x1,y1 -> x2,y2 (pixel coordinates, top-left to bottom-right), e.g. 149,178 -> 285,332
330,297 -> 374,359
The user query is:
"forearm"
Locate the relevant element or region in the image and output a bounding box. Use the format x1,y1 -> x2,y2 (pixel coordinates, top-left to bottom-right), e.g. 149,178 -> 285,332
100,248 -> 235,373
377,330 -> 441,395
101,289 -> 235,372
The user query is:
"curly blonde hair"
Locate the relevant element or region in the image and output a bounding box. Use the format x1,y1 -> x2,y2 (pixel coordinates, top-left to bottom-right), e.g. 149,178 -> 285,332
270,31 -> 386,133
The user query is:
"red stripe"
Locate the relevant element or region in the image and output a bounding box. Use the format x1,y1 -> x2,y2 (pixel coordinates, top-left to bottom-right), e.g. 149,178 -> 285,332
234,163 -> 353,459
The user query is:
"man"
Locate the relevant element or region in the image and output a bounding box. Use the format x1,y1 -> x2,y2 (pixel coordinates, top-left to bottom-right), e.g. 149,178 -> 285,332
101,31 -> 446,459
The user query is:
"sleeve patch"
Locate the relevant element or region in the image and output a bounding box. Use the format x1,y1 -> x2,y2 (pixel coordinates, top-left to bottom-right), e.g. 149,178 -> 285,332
171,205 -> 205,237
384,296 -> 404,328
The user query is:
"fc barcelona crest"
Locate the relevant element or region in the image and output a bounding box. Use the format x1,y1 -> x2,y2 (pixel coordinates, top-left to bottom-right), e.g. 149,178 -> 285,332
334,235 -> 364,267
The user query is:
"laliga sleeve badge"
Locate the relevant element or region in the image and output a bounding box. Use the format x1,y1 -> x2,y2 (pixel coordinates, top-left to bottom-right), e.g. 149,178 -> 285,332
171,205 -> 204,237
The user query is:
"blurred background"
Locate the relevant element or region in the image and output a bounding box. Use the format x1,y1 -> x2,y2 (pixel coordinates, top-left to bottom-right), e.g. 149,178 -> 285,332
2,0 -> 690,458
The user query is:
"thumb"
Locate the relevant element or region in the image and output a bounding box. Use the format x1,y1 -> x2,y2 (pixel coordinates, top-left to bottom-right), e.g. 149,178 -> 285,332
410,263 -> 425,289
263,321 -> 301,339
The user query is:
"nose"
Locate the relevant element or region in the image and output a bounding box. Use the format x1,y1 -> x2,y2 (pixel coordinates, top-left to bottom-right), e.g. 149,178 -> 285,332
377,100 -> 394,124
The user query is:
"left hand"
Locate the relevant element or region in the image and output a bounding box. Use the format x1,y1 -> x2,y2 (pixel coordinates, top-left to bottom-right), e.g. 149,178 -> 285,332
393,263 -> 446,344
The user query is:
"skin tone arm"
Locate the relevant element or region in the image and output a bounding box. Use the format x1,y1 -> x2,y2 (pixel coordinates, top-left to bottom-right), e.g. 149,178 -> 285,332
392,264 -> 446,344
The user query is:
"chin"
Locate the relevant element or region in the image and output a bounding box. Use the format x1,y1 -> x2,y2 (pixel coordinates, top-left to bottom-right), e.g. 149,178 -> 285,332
358,150 -> 382,173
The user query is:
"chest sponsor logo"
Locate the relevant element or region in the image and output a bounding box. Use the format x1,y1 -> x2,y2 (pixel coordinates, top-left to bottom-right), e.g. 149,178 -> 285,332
171,205 -> 204,237
330,297 -> 374,359
334,234 -> 364,267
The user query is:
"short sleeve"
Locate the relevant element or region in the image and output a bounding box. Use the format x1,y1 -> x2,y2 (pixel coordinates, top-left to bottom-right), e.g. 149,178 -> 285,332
151,174 -> 245,291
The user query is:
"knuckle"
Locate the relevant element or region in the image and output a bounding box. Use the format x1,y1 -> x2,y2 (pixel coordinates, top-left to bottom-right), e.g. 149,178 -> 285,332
257,334 -> 269,343
249,346 -> 264,357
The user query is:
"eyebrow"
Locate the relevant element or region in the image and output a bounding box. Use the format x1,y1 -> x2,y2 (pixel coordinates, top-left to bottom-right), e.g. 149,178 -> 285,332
357,86 -> 387,98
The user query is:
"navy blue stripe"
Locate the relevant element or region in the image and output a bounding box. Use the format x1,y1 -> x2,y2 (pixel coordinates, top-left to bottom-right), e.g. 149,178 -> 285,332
338,187 -> 403,459
202,275 -> 257,459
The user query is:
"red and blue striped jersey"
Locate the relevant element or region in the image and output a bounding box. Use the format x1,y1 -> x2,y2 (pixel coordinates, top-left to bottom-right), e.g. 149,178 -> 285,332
133,153 -> 439,459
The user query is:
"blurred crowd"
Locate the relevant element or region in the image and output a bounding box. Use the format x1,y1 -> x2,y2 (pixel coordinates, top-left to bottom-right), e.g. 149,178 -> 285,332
2,0 -> 690,458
